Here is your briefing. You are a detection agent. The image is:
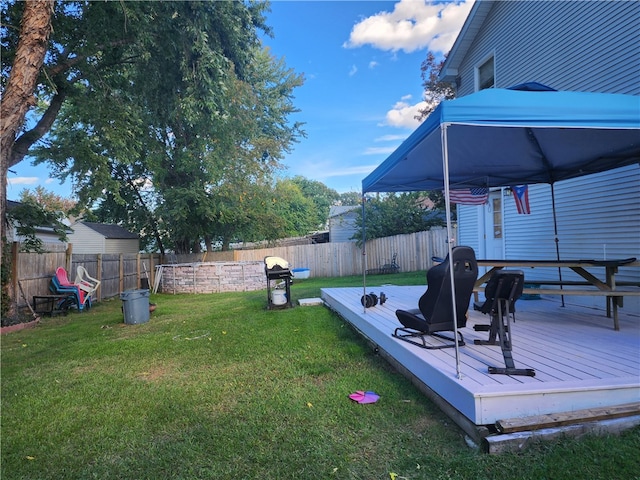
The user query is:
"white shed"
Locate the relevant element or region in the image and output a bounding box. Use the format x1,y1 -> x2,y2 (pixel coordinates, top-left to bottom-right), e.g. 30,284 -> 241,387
68,222 -> 139,254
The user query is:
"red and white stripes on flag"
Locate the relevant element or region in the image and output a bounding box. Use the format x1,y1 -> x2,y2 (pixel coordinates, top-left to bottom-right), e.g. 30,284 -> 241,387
512,185 -> 531,214
448,188 -> 489,205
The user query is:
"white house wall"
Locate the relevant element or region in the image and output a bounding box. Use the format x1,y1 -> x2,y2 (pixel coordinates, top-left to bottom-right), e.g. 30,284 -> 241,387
455,1 -> 640,96
329,212 -> 359,243
452,1 -> 640,311
68,223 -> 106,254
456,205 -> 482,255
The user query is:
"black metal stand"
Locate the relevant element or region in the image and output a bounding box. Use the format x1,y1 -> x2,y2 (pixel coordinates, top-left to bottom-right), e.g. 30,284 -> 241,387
393,326 -> 465,349
265,270 -> 293,309
474,275 -> 535,377
33,295 -> 74,316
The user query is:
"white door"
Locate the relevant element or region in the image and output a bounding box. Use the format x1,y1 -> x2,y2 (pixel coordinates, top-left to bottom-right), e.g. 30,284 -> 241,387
483,190 -> 504,259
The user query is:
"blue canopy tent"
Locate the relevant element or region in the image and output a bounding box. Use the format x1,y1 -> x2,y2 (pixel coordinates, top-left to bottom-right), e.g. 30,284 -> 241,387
362,87 -> 640,377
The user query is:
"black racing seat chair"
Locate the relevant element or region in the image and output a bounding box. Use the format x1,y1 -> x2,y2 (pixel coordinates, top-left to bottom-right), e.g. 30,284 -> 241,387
393,246 -> 478,349
473,270 -> 535,376
473,269 -> 524,327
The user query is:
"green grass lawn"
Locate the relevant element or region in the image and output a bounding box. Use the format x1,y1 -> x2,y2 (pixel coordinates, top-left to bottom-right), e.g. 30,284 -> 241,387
2,273 -> 638,479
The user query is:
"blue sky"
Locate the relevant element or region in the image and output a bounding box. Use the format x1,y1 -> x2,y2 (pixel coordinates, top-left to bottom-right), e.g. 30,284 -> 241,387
7,0 -> 473,200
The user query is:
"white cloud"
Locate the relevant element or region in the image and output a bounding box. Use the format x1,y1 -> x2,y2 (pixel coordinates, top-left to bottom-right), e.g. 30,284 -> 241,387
375,134 -> 408,142
369,60 -> 379,69
294,160 -> 378,180
324,164 -> 379,177
349,64 -> 358,76
384,98 -> 428,128
344,0 -> 474,54
363,146 -> 400,155
7,176 -> 39,187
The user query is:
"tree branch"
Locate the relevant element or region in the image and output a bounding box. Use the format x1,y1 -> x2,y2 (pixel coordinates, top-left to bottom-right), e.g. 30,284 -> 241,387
9,88 -> 66,169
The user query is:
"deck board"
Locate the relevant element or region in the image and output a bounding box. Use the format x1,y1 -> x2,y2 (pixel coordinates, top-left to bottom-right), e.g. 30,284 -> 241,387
321,285 -> 640,426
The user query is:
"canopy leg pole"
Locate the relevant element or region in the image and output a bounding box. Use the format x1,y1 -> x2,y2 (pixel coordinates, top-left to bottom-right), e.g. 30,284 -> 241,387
361,194 -> 367,314
442,124 -> 462,380
551,183 -> 565,307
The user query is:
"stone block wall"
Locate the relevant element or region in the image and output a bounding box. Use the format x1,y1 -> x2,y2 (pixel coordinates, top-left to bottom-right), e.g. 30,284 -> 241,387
159,261 -> 265,294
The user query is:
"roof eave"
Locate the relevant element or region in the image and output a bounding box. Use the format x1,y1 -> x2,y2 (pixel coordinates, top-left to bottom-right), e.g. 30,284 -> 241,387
439,0 -> 494,82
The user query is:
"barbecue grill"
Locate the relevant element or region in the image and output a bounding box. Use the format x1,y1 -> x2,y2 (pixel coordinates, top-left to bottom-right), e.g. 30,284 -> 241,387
264,256 -> 293,309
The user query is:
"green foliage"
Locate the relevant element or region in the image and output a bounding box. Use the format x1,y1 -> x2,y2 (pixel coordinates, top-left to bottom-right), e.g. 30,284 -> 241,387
6,198 -> 69,252
271,179 -> 319,237
353,192 -> 447,243
7,1 -> 305,254
416,51 -> 456,122
338,191 -> 362,206
0,240 -> 12,318
289,176 -> 340,230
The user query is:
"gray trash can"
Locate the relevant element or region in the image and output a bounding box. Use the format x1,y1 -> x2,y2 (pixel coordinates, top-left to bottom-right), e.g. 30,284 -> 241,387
120,289 -> 150,324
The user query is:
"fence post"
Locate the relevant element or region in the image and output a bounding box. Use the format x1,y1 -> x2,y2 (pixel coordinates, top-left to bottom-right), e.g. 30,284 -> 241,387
136,253 -> 141,289
97,254 -> 103,301
119,253 -> 124,293
65,243 -> 73,273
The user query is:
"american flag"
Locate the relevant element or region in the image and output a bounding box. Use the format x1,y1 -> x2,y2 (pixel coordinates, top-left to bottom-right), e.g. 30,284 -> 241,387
448,188 -> 489,205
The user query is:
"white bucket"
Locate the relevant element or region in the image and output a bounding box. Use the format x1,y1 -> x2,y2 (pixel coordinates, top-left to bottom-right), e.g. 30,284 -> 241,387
271,290 -> 287,306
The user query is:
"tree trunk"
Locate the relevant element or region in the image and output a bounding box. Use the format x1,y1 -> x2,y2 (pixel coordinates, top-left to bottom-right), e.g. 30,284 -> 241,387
0,0 -> 54,305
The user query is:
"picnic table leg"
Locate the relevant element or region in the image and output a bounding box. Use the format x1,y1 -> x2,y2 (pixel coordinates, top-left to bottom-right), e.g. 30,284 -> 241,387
613,298 -> 620,331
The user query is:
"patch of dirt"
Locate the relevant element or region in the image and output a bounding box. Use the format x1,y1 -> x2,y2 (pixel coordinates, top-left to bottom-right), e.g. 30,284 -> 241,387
1,310 -> 37,328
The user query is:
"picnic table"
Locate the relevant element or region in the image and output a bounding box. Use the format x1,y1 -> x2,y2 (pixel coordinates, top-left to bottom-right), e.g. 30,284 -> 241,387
474,258 -> 640,330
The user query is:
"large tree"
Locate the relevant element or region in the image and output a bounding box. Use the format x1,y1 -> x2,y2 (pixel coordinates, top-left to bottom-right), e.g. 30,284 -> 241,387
3,1 -> 304,254
289,176 -> 340,230
1,0 -> 54,262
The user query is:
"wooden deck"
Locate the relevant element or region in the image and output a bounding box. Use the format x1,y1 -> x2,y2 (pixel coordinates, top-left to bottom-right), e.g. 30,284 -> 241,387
321,286 -> 640,436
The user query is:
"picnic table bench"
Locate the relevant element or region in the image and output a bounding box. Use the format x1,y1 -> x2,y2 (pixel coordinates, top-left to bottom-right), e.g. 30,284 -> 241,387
474,258 -> 640,330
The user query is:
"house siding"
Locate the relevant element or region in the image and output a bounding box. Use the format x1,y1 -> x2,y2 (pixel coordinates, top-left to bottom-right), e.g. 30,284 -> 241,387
456,1 -> 640,96
451,0 -> 640,311
456,205 -> 482,255
329,212 -> 358,243
68,223 -> 139,254
68,223 -> 106,254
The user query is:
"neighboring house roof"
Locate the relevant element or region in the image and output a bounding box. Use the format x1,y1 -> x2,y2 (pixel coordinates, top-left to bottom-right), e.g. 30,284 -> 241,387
439,0 -> 493,82
6,199 -> 72,235
329,205 -> 359,218
78,222 -> 138,239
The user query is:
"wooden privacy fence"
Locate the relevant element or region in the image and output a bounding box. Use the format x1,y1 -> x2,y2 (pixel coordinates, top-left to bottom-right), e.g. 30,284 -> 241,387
8,241 -> 161,311
230,227 -> 453,277
9,227 -> 452,309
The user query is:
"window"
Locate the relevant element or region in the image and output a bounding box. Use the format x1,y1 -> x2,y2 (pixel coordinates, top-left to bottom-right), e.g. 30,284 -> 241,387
477,55 -> 495,91
492,196 -> 502,239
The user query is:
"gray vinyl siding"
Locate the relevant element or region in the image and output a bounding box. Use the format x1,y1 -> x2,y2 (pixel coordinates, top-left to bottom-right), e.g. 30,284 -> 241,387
68,223 -> 106,254
68,223 -> 139,254
450,1 -> 640,311
456,1 -> 640,96
330,212 -> 358,243
504,164 -> 640,310
457,204 -> 482,254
